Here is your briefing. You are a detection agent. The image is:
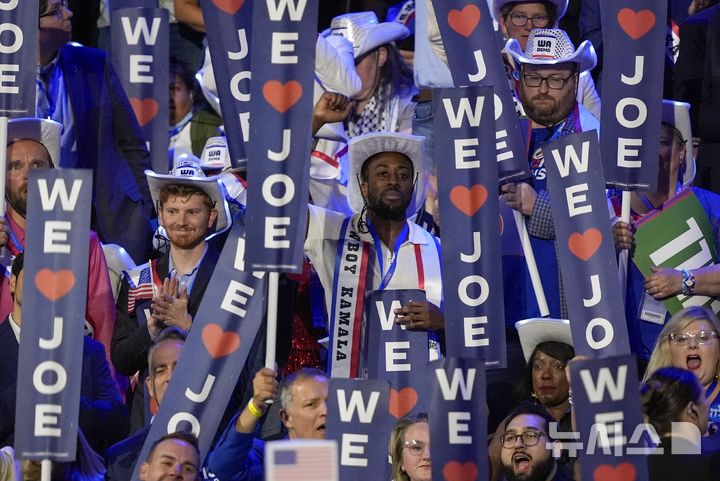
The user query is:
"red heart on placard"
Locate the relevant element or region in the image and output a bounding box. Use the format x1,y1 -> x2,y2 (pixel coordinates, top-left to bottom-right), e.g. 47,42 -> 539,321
211,0 -> 245,15
593,462 -> 637,481
450,184 -> 488,217
388,387 -> 418,418
129,97 -> 159,127
35,269 -> 76,301
617,8 -> 655,40
262,80 -> 303,113
443,461 -> 478,481
447,5 -> 481,38
202,324 -> 241,359
568,228 -> 602,261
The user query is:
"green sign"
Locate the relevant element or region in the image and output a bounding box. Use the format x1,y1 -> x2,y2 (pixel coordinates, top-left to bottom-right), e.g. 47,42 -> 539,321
632,190 -> 718,314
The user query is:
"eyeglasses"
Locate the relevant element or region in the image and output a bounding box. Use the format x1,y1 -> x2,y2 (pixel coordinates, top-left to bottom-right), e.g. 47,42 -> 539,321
522,73 -> 575,90
500,430 -> 546,448
403,440 -> 430,456
39,0 -> 68,20
509,13 -> 551,28
669,330 -> 719,346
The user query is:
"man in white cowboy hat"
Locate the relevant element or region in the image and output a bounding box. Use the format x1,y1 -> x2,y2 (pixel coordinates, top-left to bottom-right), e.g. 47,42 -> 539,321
500,28 -> 599,318
0,117 -> 119,382
112,158 -> 230,430
490,0 -> 601,119
310,11 -> 417,215
306,105 -> 443,376
612,100 -> 720,365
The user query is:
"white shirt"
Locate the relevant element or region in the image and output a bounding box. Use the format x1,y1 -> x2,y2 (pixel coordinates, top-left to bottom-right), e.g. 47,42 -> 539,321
8,313 -> 20,343
304,204 -> 443,323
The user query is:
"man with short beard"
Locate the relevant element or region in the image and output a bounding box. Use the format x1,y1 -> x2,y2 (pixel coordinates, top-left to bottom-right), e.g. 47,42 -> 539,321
112,158 -> 230,431
499,403 -> 573,481
500,29 -> 599,318
307,104 -> 444,377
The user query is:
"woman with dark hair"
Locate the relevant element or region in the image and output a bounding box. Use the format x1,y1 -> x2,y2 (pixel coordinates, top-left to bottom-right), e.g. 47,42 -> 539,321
390,414 -> 431,481
168,56 -> 223,161
521,341 -> 575,425
641,367 -> 720,481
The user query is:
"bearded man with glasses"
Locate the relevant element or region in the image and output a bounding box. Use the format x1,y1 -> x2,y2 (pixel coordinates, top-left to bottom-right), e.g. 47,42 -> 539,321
500,28 -> 599,320
499,403 -> 573,481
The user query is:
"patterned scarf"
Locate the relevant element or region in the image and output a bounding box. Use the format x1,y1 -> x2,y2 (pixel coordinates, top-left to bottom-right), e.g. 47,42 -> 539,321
347,84 -> 390,137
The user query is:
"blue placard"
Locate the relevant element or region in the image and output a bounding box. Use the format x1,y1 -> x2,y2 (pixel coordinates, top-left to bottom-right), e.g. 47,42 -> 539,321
132,225 -> 266,479
325,378 -> 393,481
543,131 -> 631,357
429,357 -> 487,481
200,0 -> 253,167
110,0 -> 157,8
430,0 -> 529,182
365,290 -> 433,418
0,1 -> 38,117
244,0 -> 318,272
433,86 -> 506,366
14,169 -> 92,460
112,8 -> 169,174
599,0 -> 667,191
569,355 -> 649,481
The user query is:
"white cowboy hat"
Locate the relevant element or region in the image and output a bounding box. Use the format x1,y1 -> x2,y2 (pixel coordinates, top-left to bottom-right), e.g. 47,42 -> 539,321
491,0 -> 568,24
145,158 -> 231,238
7,118 -> 62,166
199,136 -> 232,172
515,318 -> 573,362
325,11 -> 409,58
347,131 -> 426,217
506,28 -> 597,73
661,100 -> 695,187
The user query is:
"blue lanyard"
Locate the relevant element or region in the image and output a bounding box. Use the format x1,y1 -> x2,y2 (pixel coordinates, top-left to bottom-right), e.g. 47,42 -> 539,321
707,378 -> 719,401
367,220 -> 409,290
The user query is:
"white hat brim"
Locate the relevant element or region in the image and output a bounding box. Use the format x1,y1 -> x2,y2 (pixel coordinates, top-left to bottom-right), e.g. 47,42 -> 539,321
347,132 -> 426,216
506,37 -> 597,73
515,318 -> 573,362
661,100 -> 695,187
7,118 -> 62,166
325,22 -> 409,58
145,170 -> 231,239
491,0 -> 569,23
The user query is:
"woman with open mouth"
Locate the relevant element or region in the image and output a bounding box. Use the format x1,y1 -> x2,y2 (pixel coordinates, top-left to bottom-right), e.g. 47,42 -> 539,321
644,306 -> 720,434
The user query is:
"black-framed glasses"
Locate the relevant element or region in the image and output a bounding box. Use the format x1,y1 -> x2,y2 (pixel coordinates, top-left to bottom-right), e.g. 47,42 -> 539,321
39,0 -> 68,20
500,430 -> 546,448
509,13 -> 550,28
522,73 -> 575,90
403,440 -> 430,456
669,330 -> 719,346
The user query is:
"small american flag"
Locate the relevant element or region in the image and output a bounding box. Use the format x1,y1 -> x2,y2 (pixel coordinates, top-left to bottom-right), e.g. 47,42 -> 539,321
125,261 -> 158,314
266,440 -> 338,481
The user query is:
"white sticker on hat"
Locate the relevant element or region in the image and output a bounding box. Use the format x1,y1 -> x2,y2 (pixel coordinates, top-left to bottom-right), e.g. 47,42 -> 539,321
531,35 -> 557,58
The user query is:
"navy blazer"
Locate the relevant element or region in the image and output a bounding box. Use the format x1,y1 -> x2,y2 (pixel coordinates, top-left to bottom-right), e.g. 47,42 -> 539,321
0,319 -> 129,453
104,426 -> 149,481
57,43 -> 154,263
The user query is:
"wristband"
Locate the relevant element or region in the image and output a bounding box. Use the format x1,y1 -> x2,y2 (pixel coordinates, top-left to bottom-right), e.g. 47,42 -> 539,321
247,399 -> 264,418
681,269 -> 696,296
